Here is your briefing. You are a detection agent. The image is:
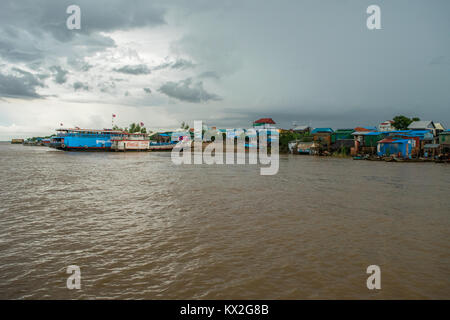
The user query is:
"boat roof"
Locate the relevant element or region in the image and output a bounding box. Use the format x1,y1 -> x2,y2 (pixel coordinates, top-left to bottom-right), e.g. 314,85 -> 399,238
56,128 -> 147,135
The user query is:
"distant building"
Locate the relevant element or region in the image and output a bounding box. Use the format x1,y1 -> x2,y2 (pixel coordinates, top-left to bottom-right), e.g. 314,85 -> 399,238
434,123 -> 446,136
439,131 -> 450,154
292,125 -> 310,134
311,128 -> 334,151
253,118 -> 276,130
378,120 -> 394,132
352,131 -> 387,155
334,129 -> 354,140
11,139 -> 24,144
407,120 -> 435,131
377,137 -> 415,159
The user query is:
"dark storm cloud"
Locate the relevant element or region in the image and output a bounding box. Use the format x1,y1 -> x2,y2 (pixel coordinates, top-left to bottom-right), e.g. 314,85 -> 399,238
0,69 -> 44,98
143,88 -> 152,94
73,81 -> 89,91
50,66 -> 68,84
158,78 -> 221,103
0,0 -> 166,43
198,71 -> 220,79
113,64 -> 151,75
152,58 -> 196,71
171,58 -> 195,70
0,0 -> 166,77
0,29 -> 44,62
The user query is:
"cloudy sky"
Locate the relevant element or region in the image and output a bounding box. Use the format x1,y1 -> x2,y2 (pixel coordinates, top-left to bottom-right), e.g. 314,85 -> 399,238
0,0 -> 449,139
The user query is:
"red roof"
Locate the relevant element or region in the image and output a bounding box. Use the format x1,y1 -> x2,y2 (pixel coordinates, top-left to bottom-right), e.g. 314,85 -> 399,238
354,127 -> 373,132
379,137 -> 413,143
254,118 -> 276,124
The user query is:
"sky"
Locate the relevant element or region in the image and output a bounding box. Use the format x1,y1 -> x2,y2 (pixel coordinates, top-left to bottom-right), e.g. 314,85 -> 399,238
0,0 -> 449,140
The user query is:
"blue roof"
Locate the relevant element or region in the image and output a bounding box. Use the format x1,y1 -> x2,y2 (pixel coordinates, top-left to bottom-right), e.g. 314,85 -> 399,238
311,128 -> 334,134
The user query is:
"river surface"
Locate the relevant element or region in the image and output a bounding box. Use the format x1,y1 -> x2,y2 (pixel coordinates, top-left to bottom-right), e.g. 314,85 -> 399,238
0,142 -> 449,299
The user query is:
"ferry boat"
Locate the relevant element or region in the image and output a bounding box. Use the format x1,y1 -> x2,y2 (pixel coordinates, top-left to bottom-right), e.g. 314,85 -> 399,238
49,128 -> 148,151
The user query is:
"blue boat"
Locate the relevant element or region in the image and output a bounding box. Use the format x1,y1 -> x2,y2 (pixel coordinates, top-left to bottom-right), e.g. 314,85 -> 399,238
50,128 -> 135,151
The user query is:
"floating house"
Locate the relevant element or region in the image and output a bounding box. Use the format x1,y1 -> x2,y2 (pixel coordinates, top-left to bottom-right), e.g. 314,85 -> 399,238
352,131 -> 387,155
439,130 -> 450,154
311,128 -> 334,151
11,139 -> 24,144
423,144 -> 440,158
377,137 -> 414,159
331,129 -> 354,152
149,132 -> 173,143
334,129 -> 354,140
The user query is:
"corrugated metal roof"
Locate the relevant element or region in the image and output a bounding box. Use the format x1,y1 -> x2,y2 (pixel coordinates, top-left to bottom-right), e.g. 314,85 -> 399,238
408,121 -> 434,129
293,125 -> 310,130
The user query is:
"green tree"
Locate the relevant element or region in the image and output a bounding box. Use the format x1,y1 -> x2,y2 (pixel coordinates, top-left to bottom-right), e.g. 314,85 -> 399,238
127,123 -> 142,133
180,121 -> 190,130
279,131 -> 302,153
392,115 -> 420,130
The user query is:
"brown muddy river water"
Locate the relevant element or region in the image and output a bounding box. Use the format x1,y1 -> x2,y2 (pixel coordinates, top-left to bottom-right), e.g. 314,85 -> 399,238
0,142 -> 449,299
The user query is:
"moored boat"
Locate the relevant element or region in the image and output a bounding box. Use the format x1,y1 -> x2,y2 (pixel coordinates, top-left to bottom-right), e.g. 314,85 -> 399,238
50,128 -> 147,151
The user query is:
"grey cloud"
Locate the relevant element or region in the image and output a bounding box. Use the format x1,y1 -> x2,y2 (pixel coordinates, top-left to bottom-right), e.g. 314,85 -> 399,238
50,66 -> 68,84
99,81 -> 116,93
198,71 -> 220,79
0,31 -> 43,63
152,58 -> 195,71
158,78 -> 221,103
73,81 -> 89,91
0,0 -> 163,75
0,69 -> 44,98
143,88 -> 152,94
113,64 -> 151,75
0,1 -> 166,43
152,61 -> 172,71
171,58 -> 195,70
